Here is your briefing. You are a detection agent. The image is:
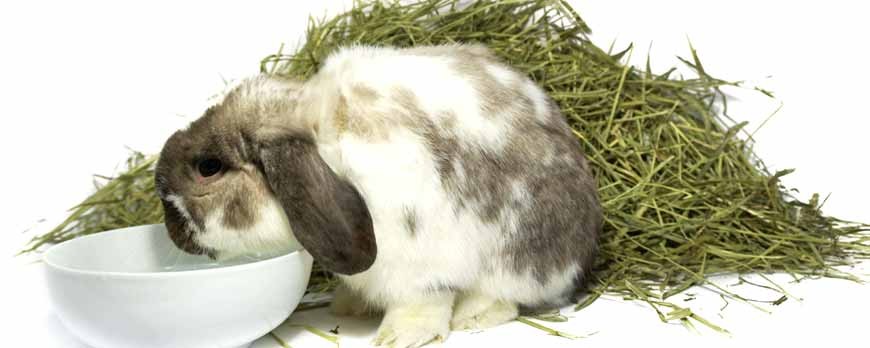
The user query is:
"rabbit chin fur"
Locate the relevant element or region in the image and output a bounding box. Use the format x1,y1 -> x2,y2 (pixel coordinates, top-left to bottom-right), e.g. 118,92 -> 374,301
295,46 -> 595,321
192,193 -> 300,260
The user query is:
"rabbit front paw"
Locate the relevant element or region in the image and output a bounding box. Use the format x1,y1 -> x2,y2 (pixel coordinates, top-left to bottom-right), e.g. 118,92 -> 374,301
372,294 -> 453,348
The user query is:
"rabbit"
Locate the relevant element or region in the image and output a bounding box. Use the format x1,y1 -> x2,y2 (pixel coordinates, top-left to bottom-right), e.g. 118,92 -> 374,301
154,44 -> 601,348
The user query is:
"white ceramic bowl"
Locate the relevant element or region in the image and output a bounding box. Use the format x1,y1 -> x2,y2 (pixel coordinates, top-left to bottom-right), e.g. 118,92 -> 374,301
43,224 -> 312,348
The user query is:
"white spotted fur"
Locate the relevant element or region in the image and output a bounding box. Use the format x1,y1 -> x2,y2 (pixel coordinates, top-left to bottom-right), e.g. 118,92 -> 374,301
292,46 -> 578,346
303,45 -> 576,302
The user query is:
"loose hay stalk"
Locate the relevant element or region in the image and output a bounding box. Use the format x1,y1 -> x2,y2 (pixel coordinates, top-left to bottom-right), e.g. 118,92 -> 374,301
23,0 -> 870,331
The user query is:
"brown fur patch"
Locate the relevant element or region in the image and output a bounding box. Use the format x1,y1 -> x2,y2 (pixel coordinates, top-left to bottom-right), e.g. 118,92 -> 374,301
334,85 -> 392,140
334,95 -> 350,133
402,206 -> 419,237
450,56 -> 533,120
220,169 -> 270,230
351,84 -> 380,102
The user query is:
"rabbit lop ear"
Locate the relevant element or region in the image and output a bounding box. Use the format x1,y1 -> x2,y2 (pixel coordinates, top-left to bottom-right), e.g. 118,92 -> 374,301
257,135 -> 376,275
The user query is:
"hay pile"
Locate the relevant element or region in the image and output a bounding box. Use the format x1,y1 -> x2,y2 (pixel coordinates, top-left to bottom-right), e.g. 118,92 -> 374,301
24,0 -> 869,331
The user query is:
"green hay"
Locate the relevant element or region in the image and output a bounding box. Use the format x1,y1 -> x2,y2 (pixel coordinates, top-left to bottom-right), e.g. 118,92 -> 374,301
23,0 -> 870,332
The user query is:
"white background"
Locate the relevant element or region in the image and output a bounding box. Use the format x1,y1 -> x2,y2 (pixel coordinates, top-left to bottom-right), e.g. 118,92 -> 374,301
1,0 -> 868,347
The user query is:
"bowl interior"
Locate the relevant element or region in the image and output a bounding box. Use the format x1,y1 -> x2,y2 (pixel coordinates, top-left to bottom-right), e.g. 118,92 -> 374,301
44,224 -> 288,273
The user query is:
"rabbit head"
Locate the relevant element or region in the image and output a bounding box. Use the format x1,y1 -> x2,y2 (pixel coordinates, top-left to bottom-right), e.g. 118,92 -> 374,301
154,76 -> 376,275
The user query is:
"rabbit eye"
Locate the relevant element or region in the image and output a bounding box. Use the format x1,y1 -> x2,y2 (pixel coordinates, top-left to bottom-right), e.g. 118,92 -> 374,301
197,158 -> 223,178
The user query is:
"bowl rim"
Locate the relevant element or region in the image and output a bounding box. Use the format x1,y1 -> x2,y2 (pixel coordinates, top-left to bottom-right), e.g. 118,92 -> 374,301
43,223 -> 307,279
